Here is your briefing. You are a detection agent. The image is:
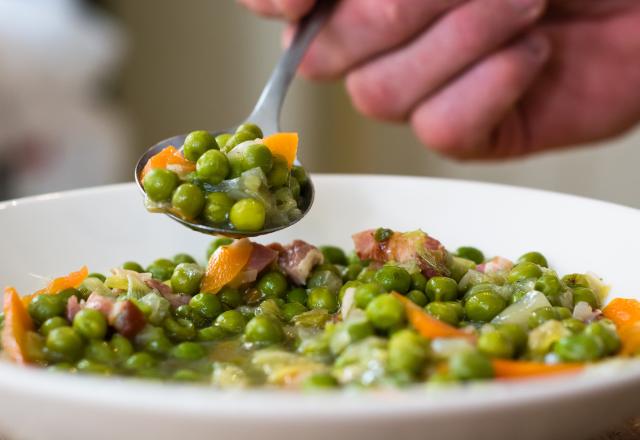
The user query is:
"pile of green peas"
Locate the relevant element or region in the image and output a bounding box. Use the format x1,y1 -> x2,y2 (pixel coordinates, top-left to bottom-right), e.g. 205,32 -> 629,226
4,234 -> 628,388
142,123 -> 309,232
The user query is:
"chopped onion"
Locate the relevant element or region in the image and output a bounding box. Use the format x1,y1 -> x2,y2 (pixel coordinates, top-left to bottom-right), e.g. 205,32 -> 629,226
492,290 -> 551,327
340,286 -> 357,320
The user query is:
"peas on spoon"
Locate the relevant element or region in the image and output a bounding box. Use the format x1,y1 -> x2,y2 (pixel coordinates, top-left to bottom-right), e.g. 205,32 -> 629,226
134,0 -> 336,238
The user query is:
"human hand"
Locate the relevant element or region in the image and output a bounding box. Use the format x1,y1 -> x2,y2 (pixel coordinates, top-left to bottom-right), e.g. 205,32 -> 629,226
238,0 -> 640,159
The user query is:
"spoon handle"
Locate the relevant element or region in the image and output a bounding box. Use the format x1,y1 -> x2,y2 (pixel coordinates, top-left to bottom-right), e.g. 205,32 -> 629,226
247,0 -> 337,135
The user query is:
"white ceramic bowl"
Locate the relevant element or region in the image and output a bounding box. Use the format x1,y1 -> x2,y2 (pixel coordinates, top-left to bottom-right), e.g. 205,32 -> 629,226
0,175 -> 639,440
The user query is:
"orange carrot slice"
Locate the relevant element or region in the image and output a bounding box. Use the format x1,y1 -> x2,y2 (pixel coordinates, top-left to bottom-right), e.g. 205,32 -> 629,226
492,359 -> 584,379
2,287 -> 34,364
603,298 -> 640,355
44,266 -> 89,294
391,292 -> 474,340
201,239 -> 253,294
140,146 -> 196,180
262,133 -> 298,168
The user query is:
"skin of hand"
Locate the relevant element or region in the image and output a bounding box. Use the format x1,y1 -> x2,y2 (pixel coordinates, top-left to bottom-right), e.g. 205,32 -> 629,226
238,0 -> 640,160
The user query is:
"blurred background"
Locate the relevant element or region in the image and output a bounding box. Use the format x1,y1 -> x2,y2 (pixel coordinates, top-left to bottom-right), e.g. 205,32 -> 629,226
1,0 -> 638,207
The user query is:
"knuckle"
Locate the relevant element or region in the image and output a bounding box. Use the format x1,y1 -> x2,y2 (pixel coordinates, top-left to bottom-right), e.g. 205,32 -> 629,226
346,71 -> 405,121
410,109 -> 472,156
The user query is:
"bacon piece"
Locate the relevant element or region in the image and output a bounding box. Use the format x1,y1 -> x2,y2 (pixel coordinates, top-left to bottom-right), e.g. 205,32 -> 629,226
234,243 -> 279,285
352,229 -> 449,278
278,240 -> 324,285
109,300 -> 146,338
146,279 -> 190,308
477,256 -> 513,275
85,292 -> 115,318
66,295 -> 84,321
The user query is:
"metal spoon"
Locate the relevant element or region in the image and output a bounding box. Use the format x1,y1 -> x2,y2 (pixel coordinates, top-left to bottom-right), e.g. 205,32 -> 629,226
135,0 -> 336,238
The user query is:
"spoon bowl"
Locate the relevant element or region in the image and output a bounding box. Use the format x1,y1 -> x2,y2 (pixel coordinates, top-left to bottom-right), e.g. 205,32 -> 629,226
134,0 -> 334,238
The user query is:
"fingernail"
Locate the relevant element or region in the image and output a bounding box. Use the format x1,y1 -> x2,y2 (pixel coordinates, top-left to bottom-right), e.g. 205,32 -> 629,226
523,33 -> 550,61
510,0 -> 545,18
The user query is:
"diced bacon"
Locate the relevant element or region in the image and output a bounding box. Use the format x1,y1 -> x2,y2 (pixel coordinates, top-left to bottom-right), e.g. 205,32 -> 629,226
352,229 -> 449,278
278,240 -> 324,285
234,243 -> 279,284
109,300 -> 146,338
477,256 -> 513,275
146,279 -> 190,308
85,292 -> 115,318
66,295 -> 84,321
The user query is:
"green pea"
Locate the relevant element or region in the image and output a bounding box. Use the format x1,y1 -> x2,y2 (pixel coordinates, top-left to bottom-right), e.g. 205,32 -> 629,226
40,316 -> 68,337
388,329 -> 429,376
236,123 -> 263,139
572,287 -> 599,309
554,333 -> 605,362
224,130 -> 257,152
206,237 -> 233,259
267,154 -> 290,188
455,247 -> 485,264
562,273 -> 590,288
215,133 -> 232,149
584,321 -> 621,355
46,327 -> 84,362
410,272 -> 427,292
281,302 -> 307,321
146,258 -> 176,281
478,331 -> 514,359
242,143 -> 273,173
163,317 -> 196,342
196,149 -> 229,185
302,372 -> 338,390
244,315 -> 284,346
143,168 -> 179,202
291,165 -> 308,186
48,363 -> 74,373
88,273 -> 106,282
229,198 -> 266,231
110,334 -> 134,362
85,340 -> 115,365
496,323 -> 527,354
123,261 -> 144,272
171,263 -> 204,295
517,251 -> 548,268
535,274 -> 562,301
197,325 -> 226,342
425,302 -> 461,326
183,130 -> 217,162
554,306 -> 572,321
173,253 -> 196,265
320,246 -> 348,265
73,309 -> 107,340
307,287 -> 338,313
171,342 -> 206,361
449,351 -> 494,381
189,293 -> 223,320
426,276 -> 458,302
464,283 -> 497,301
510,289 -> 528,305
137,326 -> 173,356
373,266 -> 411,294
124,352 -> 157,371
341,263 -> 362,282
366,294 -> 405,330
507,262 -> 543,284
286,288 -> 307,305
562,318 -> 586,334
307,270 -> 343,296
357,267 -> 377,283
464,291 -> 506,322
175,304 -> 192,320
76,359 -> 112,375
528,307 -> 556,329
406,290 -> 428,307
219,286 -> 243,309
289,176 -> 301,199
215,310 -> 246,334
171,183 -> 205,219
28,294 -> 66,326
257,271 -> 288,298
314,263 -> 342,277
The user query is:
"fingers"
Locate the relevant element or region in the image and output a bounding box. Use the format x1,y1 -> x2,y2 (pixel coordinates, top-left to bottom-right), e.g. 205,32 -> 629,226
237,0 -> 314,19
409,32 -> 551,160
293,0 -> 467,80
346,0 -> 547,121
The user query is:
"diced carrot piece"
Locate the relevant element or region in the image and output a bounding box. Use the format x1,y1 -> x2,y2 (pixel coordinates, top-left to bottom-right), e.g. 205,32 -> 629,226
391,292 -> 475,340
603,298 -> 640,355
262,133 -> 298,168
492,359 -> 584,379
140,146 -> 196,180
201,239 -> 253,294
2,287 -> 34,364
45,266 -> 89,294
